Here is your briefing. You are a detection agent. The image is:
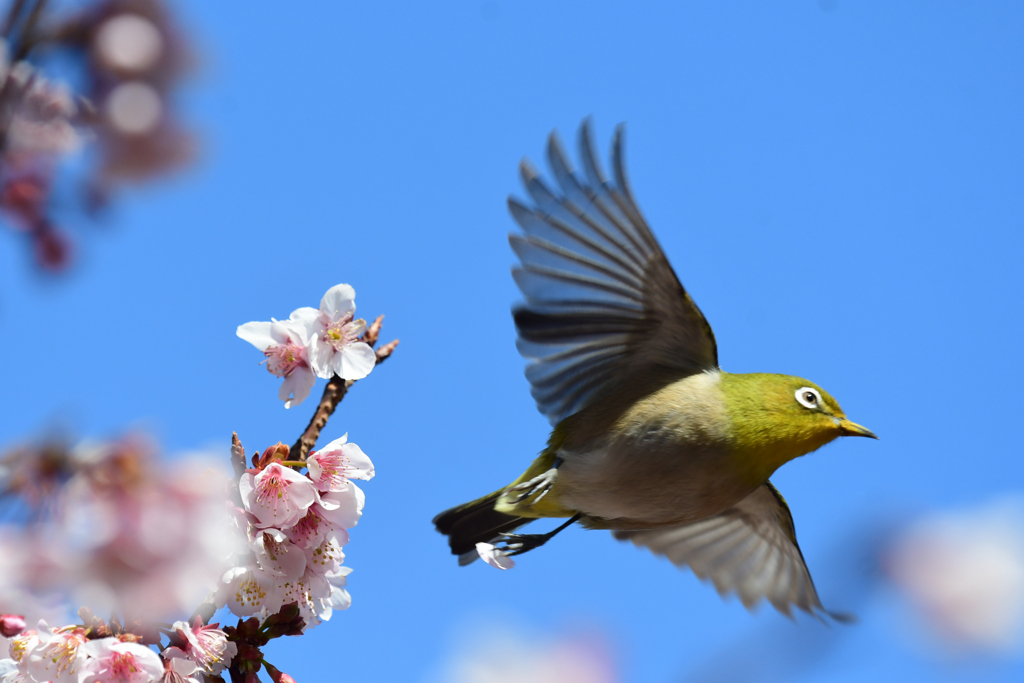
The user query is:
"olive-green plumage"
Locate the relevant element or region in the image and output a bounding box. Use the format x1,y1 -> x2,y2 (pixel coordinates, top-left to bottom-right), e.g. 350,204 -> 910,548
433,121 -> 876,618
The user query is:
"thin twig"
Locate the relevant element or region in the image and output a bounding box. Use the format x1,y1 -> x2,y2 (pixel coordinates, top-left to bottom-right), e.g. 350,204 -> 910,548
290,316 -> 398,462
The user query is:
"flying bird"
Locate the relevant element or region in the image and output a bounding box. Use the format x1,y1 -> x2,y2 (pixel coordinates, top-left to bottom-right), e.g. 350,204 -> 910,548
434,120 -> 876,618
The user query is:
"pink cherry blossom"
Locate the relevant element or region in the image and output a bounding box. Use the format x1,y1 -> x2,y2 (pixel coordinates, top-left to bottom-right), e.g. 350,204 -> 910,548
172,618 -> 236,675
291,284 -> 376,381
307,434 -> 374,492
304,530 -> 346,576
239,463 -> 316,529
284,506 -> 331,550
79,637 -> 163,683
237,317 -> 317,409
26,623 -> 88,683
476,543 -> 515,570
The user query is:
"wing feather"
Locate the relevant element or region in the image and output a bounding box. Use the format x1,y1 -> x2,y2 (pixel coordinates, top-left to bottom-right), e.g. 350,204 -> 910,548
510,119 -> 718,424
614,483 -> 838,618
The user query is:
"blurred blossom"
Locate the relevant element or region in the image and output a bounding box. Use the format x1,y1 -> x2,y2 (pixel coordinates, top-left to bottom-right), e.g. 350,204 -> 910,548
0,0 -> 197,273
884,497 -> 1024,654
439,625 -> 617,683
0,437 -> 242,624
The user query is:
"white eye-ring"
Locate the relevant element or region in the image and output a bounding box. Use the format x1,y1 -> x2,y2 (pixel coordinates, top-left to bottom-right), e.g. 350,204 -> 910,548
795,387 -> 821,410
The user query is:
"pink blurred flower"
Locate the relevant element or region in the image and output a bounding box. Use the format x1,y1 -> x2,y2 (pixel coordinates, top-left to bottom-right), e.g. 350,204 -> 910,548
292,284 -> 376,381
307,434 -> 374,492
476,543 -> 515,571
239,463 -> 317,529
237,318 -> 317,409
79,637 -> 162,683
172,618 -> 236,675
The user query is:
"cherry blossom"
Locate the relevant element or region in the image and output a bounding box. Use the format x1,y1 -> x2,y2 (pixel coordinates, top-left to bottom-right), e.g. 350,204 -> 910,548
237,317 -> 317,409
252,528 -> 307,579
476,543 -> 515,570
172,618 -> 236,675
315,484 -> 364,530
25,623 -> 88,683
307,434 -> 374,492
158,648 -> 201,683
239,463 -> 317,529
220,565 -> 283,617
79,638 -> 162,683
291,284 -> 376,381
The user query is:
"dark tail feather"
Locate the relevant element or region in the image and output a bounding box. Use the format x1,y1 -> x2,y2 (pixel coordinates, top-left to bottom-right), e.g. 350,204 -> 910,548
433,490 -> 529,564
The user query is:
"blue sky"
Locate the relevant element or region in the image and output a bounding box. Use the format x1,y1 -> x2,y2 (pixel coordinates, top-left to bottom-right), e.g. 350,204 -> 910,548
2,1 -> 1024,681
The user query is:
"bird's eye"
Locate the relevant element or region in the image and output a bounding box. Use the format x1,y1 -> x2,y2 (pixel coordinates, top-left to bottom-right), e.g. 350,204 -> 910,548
795,387 -> 821,410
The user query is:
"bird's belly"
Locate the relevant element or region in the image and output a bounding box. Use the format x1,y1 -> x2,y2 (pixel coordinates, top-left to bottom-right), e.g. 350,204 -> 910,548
555,438 -> 756,527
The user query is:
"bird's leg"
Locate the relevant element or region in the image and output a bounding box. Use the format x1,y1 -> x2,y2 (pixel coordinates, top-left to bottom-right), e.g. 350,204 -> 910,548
505,457 -> 563,505
497,513 -> 581,557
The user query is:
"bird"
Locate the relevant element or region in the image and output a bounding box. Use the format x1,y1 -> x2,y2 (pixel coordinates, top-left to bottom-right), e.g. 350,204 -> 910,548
433,119 -> 877,618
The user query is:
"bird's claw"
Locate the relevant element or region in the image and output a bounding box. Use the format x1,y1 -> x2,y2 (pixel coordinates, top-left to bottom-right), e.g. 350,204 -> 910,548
495,532 -> 551,557
505,467 -> 558,506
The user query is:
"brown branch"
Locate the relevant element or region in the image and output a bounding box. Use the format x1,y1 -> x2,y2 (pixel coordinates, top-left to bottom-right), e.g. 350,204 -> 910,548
290,316 -> 398,462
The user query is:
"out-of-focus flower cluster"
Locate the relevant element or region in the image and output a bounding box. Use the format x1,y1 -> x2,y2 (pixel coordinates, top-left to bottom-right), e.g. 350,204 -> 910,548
0,0 -> 194,272
217,434 -> 373,633
884,496 -> 1024,655
238,283 -> 378,408
0,437 -> 240,627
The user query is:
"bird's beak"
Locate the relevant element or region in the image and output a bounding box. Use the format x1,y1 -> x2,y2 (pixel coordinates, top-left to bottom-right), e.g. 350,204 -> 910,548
837,418 -> 878,439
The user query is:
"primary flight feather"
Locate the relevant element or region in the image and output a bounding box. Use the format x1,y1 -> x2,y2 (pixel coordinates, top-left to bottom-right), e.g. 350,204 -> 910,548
433,120 -> 876,618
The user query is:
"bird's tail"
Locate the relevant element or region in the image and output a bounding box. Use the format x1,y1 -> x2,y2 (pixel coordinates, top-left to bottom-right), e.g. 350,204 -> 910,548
433,490 -> 529,565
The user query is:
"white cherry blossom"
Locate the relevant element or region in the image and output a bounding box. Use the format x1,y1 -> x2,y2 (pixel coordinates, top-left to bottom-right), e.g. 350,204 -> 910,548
79,638 -> 163,683
219,565 -> 283,617
26,623 -> 88,683
314,484 -> 364,530
308,434 -> 374,492
239,463 -> 317,529
252,528 -> 307,579
292,284 -> 376,381
237,317 -> 316,408
158,648 -> 201,683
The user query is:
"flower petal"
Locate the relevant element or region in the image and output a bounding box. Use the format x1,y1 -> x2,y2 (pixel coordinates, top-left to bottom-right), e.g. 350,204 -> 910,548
338,342 -> 376,380
319,284 -> 356,321
476,542 -> 515,570
280,366 -> 316,409
236,321 -> 276,350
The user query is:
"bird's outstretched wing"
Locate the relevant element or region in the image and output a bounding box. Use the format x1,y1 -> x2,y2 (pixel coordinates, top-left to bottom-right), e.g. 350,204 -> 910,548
510,120 -> 717,425
614,483 -> 842,619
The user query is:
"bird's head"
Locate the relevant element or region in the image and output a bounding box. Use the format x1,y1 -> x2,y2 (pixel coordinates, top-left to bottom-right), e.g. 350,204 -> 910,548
721,372 -> 876,480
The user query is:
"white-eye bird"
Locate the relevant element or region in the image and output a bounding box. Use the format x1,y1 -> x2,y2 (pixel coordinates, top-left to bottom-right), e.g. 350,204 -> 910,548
433,120 -> 877,618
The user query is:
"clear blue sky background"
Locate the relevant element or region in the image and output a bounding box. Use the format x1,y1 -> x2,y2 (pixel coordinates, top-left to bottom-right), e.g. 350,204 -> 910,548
2,1 -> 1023,681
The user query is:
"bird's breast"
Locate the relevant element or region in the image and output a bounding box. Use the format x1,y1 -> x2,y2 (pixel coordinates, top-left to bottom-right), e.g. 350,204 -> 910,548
554,371 -> 758,527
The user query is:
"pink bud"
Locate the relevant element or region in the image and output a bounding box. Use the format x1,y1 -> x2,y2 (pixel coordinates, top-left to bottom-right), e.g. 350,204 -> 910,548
264,661 -> 297,683
0,614 -> 26,637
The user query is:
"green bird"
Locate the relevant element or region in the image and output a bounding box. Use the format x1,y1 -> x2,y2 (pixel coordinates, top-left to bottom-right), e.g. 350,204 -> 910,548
433,120 -> 876,618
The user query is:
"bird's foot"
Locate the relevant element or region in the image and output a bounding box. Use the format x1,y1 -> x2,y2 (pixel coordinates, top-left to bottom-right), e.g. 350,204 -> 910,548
495,532 -> 554,557
505,467 -> 558,506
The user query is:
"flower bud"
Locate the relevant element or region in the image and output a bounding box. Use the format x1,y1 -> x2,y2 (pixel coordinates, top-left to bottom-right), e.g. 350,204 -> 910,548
0,614 -> 26,637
